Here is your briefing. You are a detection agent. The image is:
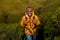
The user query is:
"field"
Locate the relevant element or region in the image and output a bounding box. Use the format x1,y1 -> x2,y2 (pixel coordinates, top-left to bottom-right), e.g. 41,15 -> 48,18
0,0 -> 60,40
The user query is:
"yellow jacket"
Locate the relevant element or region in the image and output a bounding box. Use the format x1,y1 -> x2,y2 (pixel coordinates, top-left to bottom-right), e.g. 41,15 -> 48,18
20,11 -> 40,35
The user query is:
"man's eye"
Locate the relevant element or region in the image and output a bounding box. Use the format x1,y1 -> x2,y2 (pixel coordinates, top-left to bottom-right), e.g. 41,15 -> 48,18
27,10 -> 32,12
30,13 -> 32,14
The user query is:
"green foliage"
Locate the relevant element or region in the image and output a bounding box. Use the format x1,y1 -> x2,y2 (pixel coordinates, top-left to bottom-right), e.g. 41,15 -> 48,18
0,23 -> 24,40
0,0 -> 60,40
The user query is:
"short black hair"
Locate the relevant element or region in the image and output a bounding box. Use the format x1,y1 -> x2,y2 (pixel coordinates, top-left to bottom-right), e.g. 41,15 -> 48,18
26,7 -> 33,12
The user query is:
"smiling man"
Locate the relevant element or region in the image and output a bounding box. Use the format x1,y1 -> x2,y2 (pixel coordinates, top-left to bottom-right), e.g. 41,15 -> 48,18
20,7 -> 40,40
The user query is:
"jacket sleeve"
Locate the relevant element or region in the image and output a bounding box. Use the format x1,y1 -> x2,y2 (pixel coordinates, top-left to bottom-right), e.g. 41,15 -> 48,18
35,15 -> 41,25
20,16 -> 25,27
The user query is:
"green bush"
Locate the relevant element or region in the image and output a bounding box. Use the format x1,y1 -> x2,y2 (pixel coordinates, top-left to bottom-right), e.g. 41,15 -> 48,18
0,23 -> 25,40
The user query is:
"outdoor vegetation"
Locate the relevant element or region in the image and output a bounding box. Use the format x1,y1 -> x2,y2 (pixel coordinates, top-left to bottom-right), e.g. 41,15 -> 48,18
0,0 -> 60,40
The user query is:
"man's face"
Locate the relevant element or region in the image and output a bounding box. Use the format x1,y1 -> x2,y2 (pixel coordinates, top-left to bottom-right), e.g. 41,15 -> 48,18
26,8 -> 33,17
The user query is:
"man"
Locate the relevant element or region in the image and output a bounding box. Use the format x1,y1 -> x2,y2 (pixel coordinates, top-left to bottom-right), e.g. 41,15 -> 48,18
20,7 -> 40,40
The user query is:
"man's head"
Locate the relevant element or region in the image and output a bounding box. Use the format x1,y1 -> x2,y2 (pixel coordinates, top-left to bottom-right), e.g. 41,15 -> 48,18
25,7 -> 33,17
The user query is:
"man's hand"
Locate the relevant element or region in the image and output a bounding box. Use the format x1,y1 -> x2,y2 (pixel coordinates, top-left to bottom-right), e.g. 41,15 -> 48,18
33,20 -> 36,25
24,21 -> 28,26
